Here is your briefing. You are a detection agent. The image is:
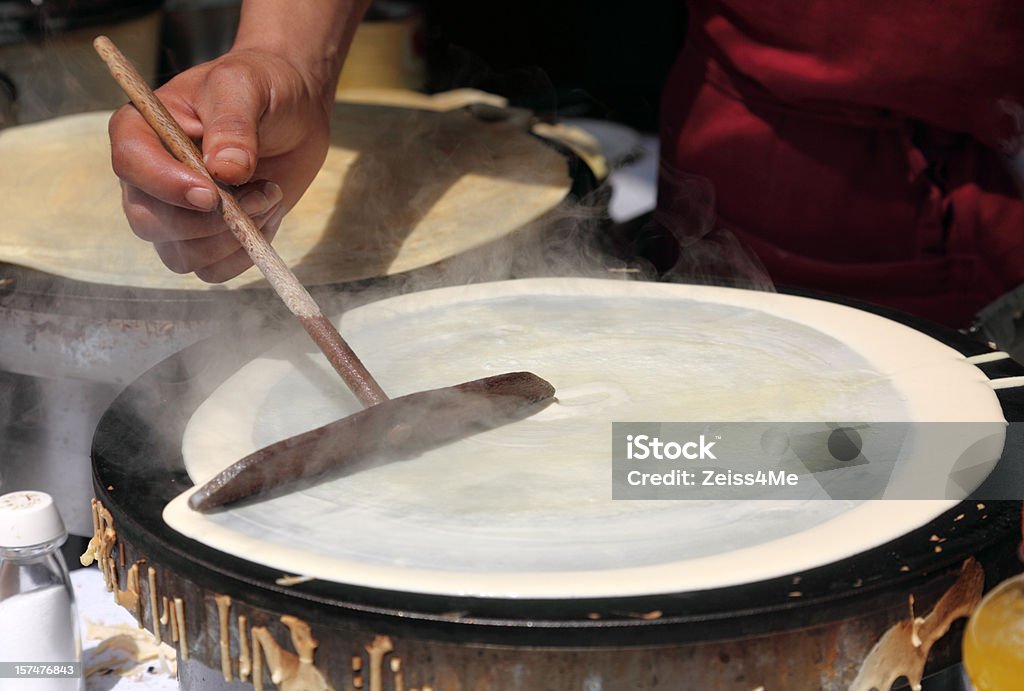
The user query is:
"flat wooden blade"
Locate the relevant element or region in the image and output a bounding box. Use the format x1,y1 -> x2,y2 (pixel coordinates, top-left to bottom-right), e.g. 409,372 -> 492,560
188,372 -> 555,512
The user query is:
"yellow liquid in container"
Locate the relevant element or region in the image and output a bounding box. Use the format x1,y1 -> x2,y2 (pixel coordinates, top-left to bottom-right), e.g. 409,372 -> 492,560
963,572 -> 1024,691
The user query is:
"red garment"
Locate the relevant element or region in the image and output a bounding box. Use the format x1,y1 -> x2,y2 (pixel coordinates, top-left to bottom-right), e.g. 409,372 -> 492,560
658,0 -> 1024,327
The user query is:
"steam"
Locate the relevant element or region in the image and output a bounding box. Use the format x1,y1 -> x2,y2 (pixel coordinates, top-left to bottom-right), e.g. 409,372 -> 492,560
655,163 -> 775,292
0,6 -> 159,129
996,99 -> 1024,197
412,191 -> 652,287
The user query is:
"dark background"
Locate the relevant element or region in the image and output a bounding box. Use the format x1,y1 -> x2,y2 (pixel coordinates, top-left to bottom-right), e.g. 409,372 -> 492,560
422,0 -> 685,130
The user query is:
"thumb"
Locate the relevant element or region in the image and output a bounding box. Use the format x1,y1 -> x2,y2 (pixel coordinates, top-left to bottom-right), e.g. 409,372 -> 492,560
198,65 -> 267,186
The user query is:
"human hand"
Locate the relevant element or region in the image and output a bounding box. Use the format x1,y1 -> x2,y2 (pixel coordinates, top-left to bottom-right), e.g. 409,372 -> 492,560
108,48 -> 333,282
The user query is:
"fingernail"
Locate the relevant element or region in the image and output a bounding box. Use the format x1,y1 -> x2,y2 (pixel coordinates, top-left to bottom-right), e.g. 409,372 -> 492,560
240,183 -> 282,217
214,147 -> 251,170
262,181 -> 283,207
185,187 -> 217,211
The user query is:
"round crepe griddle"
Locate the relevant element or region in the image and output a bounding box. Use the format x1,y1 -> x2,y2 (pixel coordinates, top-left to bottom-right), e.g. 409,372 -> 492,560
0,105 -> 570,290
90,279 -> 1024,690
162,278 -> 1008,599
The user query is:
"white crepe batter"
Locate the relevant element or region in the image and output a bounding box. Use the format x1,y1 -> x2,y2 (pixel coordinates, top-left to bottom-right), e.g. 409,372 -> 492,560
164,279 -> 1004,598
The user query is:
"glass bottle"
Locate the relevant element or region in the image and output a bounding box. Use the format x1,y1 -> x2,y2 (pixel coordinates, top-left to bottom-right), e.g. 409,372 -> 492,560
962,571 -> 1024,691
0,491 -> 83,691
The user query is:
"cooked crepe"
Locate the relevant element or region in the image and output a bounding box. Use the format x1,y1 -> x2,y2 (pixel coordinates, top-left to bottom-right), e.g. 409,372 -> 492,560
0,102 -> 570,290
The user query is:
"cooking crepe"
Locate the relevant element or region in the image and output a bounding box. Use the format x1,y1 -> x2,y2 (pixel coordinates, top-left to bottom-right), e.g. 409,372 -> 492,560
0,99 -> 570,290
164,279 -> 1004,598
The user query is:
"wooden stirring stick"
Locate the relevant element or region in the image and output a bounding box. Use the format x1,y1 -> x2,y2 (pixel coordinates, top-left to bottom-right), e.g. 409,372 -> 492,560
93,35 -> 387,408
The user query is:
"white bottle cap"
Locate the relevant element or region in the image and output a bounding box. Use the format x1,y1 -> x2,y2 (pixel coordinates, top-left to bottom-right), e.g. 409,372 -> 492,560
0,491 -> 67,548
